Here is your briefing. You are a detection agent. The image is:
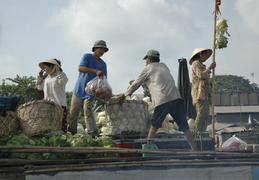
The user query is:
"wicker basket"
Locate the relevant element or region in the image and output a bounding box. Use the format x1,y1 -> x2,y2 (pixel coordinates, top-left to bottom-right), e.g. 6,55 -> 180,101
0,111 -> 19,137
17,100 -> 63,136
105,100 -> 150,135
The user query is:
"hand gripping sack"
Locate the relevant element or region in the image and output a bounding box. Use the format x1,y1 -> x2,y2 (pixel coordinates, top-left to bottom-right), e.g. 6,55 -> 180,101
85,76 -> 112,102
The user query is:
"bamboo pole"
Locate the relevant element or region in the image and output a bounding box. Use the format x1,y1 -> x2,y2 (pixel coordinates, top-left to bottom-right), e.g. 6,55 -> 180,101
0,146 -> 257,156
25,161 -> 259,174
211,0 -> 217,140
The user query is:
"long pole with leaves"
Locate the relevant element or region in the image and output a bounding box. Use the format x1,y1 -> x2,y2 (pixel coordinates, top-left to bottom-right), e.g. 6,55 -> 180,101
211,0 -> 218,140
211,0 -> 230,139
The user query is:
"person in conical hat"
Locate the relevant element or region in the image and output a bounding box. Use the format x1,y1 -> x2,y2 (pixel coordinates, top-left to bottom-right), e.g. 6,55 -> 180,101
36,58 -> 69,133
189,48 -> 216,136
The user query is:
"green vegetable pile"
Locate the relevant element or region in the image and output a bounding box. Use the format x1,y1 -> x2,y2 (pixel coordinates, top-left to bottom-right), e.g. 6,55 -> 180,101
215,19 -> 231,49
0,132 -> 118,160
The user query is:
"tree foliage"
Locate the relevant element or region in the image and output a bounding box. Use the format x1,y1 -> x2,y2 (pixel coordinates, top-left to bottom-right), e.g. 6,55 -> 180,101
0,75 -> 74,108
0,75 -> 42,105
214,75 -> 259,93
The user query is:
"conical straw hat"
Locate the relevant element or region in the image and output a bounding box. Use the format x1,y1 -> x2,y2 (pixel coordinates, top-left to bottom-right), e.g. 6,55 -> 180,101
189,48 -> 212,65
39,59 -> 60,69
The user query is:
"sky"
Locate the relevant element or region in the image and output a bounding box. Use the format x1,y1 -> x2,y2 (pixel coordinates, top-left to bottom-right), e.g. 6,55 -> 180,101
0,0 -> 258,95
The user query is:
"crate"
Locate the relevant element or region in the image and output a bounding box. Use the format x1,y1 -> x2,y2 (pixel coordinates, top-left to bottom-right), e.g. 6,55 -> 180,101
0,96 -> 18,111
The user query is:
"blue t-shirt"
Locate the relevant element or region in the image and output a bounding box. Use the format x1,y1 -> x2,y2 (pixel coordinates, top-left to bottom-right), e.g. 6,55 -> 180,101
73,53 -> 107,100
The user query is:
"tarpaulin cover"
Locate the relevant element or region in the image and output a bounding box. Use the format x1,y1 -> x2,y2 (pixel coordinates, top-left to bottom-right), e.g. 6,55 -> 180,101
26,165 -> 257,180
177,58 -> 196,119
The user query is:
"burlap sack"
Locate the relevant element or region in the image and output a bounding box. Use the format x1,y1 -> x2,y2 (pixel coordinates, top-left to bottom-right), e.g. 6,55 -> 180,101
0,111 -> 19,136
17,100 -> 63,136
105,100 -> 150,135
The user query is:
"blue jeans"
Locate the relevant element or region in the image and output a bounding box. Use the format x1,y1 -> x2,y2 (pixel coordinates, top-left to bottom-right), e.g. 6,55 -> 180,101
68,94 -> 98,136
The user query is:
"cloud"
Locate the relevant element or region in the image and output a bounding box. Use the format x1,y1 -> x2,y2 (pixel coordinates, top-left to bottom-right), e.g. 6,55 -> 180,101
47,0 -> 201,94
0,55 -> 23,81
235,0 -> 259,35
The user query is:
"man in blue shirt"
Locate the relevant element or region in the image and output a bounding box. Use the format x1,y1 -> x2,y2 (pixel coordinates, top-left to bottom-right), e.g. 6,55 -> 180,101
68,40 -> 108,137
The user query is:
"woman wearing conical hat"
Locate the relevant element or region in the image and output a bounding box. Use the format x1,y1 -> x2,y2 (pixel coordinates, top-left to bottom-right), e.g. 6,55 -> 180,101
36,58 -> 69,133
189,48 -> 216,136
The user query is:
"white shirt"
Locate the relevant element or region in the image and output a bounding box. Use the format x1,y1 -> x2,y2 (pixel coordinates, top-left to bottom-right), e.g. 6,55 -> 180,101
125,62 -> 181,107
36,71 -> 68,107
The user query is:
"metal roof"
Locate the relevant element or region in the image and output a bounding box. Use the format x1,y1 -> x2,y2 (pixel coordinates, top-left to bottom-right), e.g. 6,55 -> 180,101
214,92 -> 259,106
206,122 -> 235,131
213,105 -> 259,113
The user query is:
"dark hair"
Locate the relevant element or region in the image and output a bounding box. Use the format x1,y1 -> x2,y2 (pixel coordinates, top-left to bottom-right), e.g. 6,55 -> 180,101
193,51 -> 207,60
192,53 -> 200,60
44,62 -> 55,68
54,58 -> 61,66
44,59 -> 63,71
54,58 -> 63,72
148,56 -> 160,62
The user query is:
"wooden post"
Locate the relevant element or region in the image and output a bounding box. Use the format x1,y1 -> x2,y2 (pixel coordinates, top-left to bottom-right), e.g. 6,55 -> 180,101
211,0 -> 217,139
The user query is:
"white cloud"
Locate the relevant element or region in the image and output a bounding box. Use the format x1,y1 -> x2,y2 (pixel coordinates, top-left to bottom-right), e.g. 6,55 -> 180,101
47,0 -> 201,94
0,55 -> 23,82
235,0 -> 259,35
2,0 -> 258,94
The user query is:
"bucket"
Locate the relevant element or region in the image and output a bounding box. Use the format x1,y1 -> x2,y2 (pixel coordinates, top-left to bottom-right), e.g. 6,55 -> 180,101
142,139 -> 159,157
116,139 -> 136,157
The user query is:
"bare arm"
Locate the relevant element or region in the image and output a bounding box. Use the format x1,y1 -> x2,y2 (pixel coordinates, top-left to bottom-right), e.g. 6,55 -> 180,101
78,65 -> 104,77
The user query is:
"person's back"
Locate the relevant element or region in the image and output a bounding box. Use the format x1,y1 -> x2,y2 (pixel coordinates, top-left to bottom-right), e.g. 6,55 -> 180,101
144,62 -> 181,107
118,49 -> 196,150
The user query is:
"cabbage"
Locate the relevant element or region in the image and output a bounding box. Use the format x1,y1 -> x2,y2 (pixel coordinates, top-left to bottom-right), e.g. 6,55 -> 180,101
49,134 -> 69,147
43,153 -> 59,160
36,137 -> 50,146
77,123 -> 85,135
1,131 -> 116,160
27,153 -> 43,160
216,19 -> 230,36
215,34 -> 228,49
142,97 -> 151,102
94,135 -> 115,147
6,132 -> 36,146
74,134 -> 94,147
188,118 -> 196,132
215,19 -> 230,49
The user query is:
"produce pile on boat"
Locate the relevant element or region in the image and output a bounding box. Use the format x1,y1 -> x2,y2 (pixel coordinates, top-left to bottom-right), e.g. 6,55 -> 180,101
0,132 -> 117,160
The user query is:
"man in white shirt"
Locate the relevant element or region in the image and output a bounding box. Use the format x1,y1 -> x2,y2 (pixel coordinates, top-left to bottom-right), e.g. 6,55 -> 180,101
118,50 -> 196,151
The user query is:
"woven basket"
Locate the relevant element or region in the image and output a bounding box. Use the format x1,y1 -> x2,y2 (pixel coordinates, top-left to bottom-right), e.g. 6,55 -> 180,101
17,100 -> 63,136
0,111 -> 19,137
105,100 -> 150,135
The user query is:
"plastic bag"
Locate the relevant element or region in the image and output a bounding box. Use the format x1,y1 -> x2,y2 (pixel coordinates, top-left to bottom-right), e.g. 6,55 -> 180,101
221,134 -> 247,151
85,76 -> 112,102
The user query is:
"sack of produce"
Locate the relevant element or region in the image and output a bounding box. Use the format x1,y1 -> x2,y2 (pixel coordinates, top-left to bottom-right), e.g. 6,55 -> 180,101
85,76 -> 112,102
105,100 -> 150,135
17,100 -> 63,136
0,111 -> 19,136
221,134 -> 247,151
